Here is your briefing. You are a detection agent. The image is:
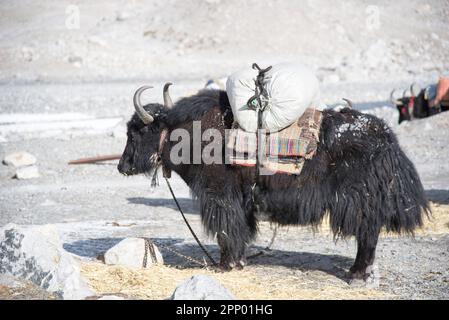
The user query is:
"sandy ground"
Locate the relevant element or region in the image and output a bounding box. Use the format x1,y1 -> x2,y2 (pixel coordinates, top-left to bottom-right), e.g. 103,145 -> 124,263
0,0 -> 448,299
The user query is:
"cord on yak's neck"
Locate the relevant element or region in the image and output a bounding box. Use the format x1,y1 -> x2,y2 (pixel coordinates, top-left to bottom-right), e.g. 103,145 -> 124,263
164,176 -> 218,268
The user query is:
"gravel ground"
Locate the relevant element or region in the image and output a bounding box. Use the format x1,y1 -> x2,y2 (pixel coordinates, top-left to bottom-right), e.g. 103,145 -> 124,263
1,0 -> 448,299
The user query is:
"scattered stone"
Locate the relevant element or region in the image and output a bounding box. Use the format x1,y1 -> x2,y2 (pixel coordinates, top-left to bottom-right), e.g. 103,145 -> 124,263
0,276 -> 58,300
39,199 -> 57,207
3,151 -> 37,167
103,238 -> 164,268
170,275 -> 235,300
116,11 -> 131,21
14,165 -> 40,180
0,274 -> 23,288
96,295 -> 125,300
21,46 -> 38,62
88,36 -> 107,47
67,55 -> 83,68
0,223 -> 95,299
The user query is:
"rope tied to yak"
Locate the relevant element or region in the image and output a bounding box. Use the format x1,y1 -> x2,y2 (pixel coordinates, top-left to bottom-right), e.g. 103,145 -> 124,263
143,238 -> 210,268
164,176 -> 219,268
247,63 -> 272,213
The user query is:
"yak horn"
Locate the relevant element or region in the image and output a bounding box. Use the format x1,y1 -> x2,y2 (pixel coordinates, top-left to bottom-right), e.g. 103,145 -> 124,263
410,82 -> 419,97
163,82 -> 174,109
133,86 -> 154,124
390,89 -> 403,106
342,98 -> 353,108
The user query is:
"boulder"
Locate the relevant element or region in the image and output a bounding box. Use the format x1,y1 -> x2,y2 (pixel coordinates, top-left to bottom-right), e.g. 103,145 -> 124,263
3,151 -> 37,167
97,295 -> 126,300
103,238 -> 163,268
0,223 -> 94,299
0,274 -> 58,300
14,165 -> 40,179
170,275 -> 235,300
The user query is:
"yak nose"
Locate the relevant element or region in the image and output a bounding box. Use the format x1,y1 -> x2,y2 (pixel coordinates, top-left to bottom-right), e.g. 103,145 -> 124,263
117,157 -> 129,174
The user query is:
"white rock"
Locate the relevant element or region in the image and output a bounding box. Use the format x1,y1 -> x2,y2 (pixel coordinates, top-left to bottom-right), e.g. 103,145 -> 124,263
104,238 -> 164,268
205,78 -> 227,90
0,273 -> 24,288
14,165 -> 40,179
3,151 -> 37,167
88,36 -> 107,47
171,275 -> 235,300
97,295 -> 125,300
116,11 -> 131,21
67,55 -> 83,68
21,46 -> 38,62
0,223 -> 94,299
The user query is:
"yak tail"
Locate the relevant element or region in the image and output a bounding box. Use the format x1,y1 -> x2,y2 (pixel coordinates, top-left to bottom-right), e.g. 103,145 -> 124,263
379,145 -> 430,234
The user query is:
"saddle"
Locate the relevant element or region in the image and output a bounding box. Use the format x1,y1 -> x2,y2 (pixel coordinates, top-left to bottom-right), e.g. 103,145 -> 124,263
226,107 -> 323,175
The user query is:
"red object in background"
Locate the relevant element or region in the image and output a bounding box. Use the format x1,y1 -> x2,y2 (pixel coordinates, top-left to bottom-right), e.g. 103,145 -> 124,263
436,77 -> 449,104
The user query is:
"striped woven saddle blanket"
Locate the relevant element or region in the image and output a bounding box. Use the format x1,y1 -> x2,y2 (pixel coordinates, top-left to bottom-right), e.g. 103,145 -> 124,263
226,108 -> 323,175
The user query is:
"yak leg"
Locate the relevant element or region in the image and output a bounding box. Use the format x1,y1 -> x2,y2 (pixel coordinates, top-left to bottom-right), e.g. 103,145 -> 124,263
216,206 -> 257,271
217,232 -> 248,271
201,191 -> 257,271
349,226 -> 380,287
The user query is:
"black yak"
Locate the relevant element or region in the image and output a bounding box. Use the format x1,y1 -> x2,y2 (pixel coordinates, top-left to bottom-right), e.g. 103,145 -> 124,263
391,85 -> 429,124
391,83 -> 449,124
118,84 -> 429,282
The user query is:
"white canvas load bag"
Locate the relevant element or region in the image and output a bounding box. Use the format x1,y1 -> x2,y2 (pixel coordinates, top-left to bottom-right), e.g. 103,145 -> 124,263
226,62 -> 322,133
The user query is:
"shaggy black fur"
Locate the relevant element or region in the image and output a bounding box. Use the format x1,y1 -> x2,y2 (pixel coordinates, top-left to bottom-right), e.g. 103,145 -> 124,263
118,89 -> 430,280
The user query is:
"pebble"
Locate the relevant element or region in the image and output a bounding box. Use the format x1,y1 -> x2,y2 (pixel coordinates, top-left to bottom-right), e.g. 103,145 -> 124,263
14,166 -> 40,180
3,151 -> 37,167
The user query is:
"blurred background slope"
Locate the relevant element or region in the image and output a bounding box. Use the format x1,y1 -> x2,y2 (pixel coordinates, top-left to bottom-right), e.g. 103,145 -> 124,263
0,0 -> 448,83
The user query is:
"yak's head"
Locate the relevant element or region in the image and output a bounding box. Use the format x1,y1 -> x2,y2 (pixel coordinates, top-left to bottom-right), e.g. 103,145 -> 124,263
117,83 -> 173,176
390,84 -> 418,124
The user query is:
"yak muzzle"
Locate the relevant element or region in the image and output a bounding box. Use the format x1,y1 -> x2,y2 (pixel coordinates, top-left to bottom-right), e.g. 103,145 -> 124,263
117,156 -> 136,176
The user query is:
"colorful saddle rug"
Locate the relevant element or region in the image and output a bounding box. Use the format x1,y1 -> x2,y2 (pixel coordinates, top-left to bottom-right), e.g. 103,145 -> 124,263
226,108 -> 323,175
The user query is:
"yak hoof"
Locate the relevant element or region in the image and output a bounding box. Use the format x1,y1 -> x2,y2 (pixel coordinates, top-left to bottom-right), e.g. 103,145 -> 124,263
348,264 -> 380,289
216,259 -> 246,272
234,259 -> 246,270
216,262 -> 233,272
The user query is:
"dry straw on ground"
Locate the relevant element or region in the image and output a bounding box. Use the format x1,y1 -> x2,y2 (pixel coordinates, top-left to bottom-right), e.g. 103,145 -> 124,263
80,203 -> 448,300
80,262 -> 390,300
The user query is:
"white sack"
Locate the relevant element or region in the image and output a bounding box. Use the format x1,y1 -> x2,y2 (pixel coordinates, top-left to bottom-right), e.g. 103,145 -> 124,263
226,62 -> 322,132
